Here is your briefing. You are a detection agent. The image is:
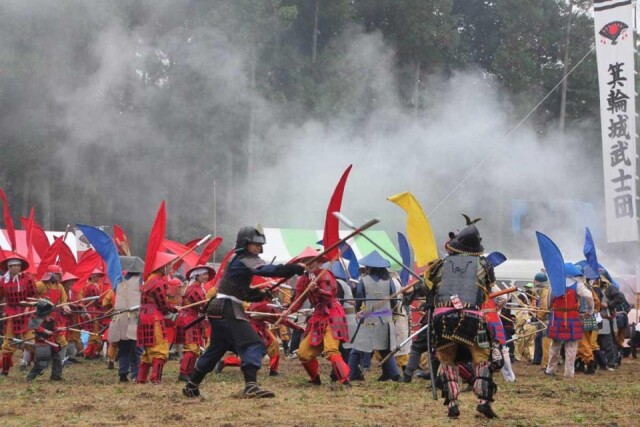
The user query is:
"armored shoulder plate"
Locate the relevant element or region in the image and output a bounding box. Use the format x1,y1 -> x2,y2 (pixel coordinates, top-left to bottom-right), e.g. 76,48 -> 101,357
239,254 -> 265,271
435,255 -> 484,310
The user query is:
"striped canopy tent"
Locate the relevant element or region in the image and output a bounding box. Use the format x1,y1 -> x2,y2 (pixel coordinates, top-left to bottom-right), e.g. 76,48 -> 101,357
261,228 -> 402,270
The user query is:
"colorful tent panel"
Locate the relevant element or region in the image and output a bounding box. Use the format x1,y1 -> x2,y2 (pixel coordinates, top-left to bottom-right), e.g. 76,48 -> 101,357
261,228 -> 401,270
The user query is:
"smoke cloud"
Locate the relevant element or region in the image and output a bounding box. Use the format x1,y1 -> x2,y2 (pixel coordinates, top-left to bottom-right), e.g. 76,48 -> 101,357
0,1 -> 631,280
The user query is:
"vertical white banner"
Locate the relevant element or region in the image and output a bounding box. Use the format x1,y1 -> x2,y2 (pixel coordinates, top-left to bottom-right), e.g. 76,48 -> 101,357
594,0 -> 638,242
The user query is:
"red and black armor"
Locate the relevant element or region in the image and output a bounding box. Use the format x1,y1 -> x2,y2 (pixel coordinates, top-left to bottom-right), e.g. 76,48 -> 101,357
1,273 -> 36,334
291,271 -> 349,346
137,276 -> 173,346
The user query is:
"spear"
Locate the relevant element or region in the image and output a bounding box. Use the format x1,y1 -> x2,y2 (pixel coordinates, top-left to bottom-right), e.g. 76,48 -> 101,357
176,299 -> 209,311
505,326 -> 547,344
0,296 -> 101,321
62,306 -> 140,331
65,327 -> 101,337
0,334 -> 60,349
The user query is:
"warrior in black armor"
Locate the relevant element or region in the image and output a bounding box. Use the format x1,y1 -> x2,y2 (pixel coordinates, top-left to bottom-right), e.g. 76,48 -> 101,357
183,226 -> 306,399
425,215 -> 499,419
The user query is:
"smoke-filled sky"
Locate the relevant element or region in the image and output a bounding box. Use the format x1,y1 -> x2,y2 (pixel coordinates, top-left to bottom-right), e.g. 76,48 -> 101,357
0,1 -> 635,278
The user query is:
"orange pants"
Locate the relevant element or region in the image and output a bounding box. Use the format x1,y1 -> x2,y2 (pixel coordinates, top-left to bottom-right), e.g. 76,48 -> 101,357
577,331 -> 595,363
542,336 -> 552,367
107,343 -> 118,362
140,321 -> 170,364
1,320 -> 34,354
297,326 -> 341,362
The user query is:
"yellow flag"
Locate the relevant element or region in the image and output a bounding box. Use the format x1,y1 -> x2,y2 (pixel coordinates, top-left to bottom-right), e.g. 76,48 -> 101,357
387,191 -> 438,267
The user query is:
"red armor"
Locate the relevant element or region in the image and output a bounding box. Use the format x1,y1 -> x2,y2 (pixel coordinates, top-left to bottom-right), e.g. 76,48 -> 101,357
482,298 -> 506,345
292,271 -> 349,346
175,283 -> 206,345
248,301 -> 277,347
548,284 -> 582,342
137,276 -> 173,346
42,283 -> 68,338
1,273 -> 36,305
82,282 -> 101,298
182,283 -> 206,307
1,273 -> 36,334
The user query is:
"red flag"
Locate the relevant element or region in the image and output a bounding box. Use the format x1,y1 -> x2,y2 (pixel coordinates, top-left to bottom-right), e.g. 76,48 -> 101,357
197,236 -> 223,265
22,208 -> 36,274
162,238 -> 199,271
323,165 -> 352,261
144,201 -> 167,280
71,249 -> 102,295
58,241 -> 77,274
37,237 -> 65,279
20,216 -> 51,258
113,224 -> 131,256
0,188 -> 17,252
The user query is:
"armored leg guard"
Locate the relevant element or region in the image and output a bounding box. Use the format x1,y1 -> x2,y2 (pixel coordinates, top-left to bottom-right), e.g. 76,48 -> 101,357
83,342 -> 97,359
137,362 -> 151,384
2,353 -> 13,375
438,363 -> 460,408
329,354 -> 350,385
301,358 -> 320,384
473,362 -> 497,404
150,358 -> 165,384
474,362 -> 498,419
269,354 -> 280,375
179,352 -> 197,380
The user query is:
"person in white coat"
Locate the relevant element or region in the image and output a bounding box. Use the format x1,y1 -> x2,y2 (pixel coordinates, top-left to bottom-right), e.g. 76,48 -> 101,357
107,256 -> 143,383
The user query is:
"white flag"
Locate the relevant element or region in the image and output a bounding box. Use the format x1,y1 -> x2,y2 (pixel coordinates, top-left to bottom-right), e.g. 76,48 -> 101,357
594,0 -> 638,242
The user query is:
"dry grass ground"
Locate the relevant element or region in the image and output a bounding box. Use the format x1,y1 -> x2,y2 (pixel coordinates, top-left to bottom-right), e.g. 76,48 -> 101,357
0,353 -> 638,427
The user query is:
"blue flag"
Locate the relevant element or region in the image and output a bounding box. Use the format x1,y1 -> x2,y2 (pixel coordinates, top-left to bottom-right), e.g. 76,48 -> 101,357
339,243 -> 360,280
397,232 -> 412,286
535,231 -> 566,298
486,251 -> 507,268
76,224 -> 123,290
318,239 -> 359,280
583,227 -> 599,274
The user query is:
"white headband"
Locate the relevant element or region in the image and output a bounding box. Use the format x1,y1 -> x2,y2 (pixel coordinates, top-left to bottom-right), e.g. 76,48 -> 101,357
189,268 -> 208,280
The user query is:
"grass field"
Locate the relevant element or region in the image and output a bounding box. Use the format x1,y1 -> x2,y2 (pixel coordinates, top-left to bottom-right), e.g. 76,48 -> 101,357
0,353 -> 638,426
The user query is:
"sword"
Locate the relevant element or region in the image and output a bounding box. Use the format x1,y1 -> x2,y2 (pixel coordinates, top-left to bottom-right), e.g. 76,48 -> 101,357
379,322 -> 429,366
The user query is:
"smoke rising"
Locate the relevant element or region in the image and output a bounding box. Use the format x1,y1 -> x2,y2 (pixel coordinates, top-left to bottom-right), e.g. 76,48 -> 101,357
0,1 -> 630,276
